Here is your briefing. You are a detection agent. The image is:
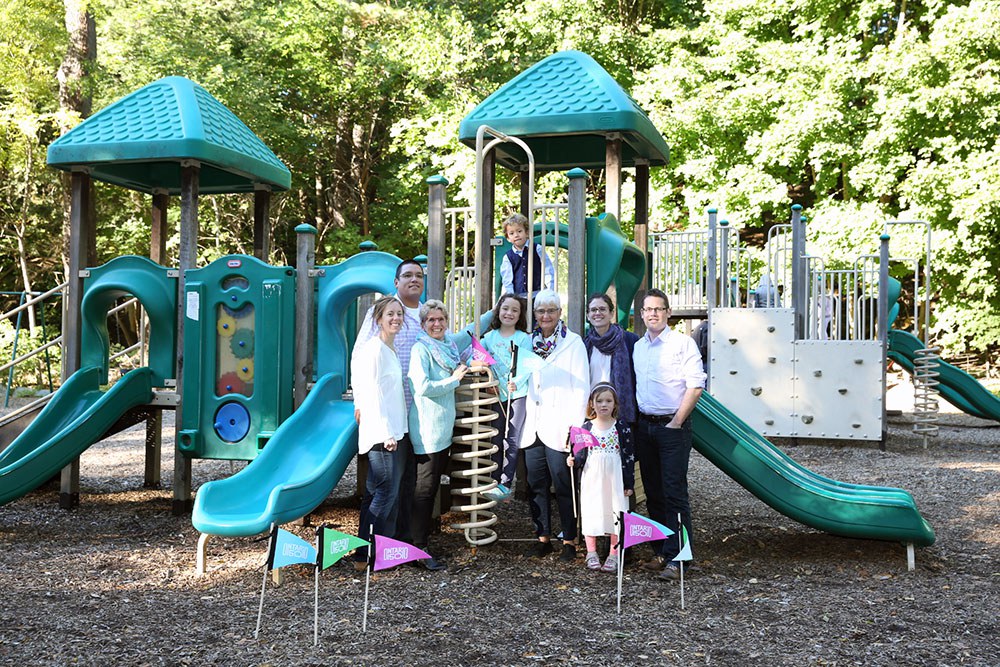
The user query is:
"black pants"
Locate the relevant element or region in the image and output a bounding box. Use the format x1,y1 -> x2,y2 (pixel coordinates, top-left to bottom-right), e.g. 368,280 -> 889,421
410,449 -> 449,550
524,439 -> 577,542
635,418 -> 693,560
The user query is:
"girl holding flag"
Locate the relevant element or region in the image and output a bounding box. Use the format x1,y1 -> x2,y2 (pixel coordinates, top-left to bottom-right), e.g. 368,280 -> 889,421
481,293 -> 540,500
568,382 -> 635,573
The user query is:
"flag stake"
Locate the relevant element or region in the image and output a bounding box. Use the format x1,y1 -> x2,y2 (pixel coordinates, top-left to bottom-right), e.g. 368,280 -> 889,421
678,512 -> 685,610
313,533 -> 320,646
254,523 -> 277,639
616,512 -> 625,616
362,523 -> 373,633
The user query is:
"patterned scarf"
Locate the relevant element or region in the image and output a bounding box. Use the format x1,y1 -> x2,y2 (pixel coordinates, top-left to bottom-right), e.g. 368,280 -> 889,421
532,320 -> 567,359
584,323 -> 637,424
416,332 -> 461,372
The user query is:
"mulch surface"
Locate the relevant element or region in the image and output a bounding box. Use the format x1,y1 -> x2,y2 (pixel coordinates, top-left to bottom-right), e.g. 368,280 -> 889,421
1,411 -> 998,666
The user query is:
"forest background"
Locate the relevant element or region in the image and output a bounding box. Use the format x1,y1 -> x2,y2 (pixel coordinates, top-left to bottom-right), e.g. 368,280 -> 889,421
1,0 -> 998,375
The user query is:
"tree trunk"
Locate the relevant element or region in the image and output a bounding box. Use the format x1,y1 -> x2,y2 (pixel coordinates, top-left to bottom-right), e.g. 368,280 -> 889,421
57,0 -> 96,278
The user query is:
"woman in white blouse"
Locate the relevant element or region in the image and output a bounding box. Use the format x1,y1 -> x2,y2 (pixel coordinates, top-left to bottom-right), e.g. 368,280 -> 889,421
351,296 -> 408,567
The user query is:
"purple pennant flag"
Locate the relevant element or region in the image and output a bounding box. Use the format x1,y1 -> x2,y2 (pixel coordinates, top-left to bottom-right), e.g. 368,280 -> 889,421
372,534 -> 432,571
471,337 -> 497,365
569,426 -> 600,456
622,511 -> 674,550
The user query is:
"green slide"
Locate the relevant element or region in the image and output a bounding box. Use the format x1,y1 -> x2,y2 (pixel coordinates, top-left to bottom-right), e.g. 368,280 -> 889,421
888,329 -> 1000,422
191,373 -> 357,536
691,393 -> 935,546
0,366 -> 154,506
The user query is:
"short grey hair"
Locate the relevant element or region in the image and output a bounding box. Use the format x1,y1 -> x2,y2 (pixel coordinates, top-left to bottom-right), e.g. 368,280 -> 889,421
419,299 -> 449,324
532,290 -> 561,311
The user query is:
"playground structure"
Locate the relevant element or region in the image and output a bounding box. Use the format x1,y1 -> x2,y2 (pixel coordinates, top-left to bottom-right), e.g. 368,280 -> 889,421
18,48 -> 1000,570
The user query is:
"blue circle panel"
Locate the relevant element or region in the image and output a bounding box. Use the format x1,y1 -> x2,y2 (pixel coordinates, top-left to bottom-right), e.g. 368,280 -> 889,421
214,401 -> 251,443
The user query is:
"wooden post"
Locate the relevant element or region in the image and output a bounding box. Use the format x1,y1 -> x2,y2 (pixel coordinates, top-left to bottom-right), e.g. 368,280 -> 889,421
878,233 -> 890,451
173,161 -> 199,515
566,168 -> 588,334
145,189 -> 170,488
59,170 -> 93,509
519,170 -> 531,217
633,161 -> 649,335
791,204 -> 806,340
478,151 -> 496,316
294,224 -> 317,409
253,185 -> 271,262
426,176 -> 448,301
605,134 -> 622,221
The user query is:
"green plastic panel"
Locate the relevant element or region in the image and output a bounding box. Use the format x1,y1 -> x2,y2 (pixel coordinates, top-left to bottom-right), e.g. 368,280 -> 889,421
46,76 -> 291,194
178,255 -> 295,460
81,256 -> 177,386
459,51 -> 669,170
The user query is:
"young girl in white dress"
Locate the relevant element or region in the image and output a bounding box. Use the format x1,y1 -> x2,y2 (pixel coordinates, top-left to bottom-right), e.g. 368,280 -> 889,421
569,382 -> 635,572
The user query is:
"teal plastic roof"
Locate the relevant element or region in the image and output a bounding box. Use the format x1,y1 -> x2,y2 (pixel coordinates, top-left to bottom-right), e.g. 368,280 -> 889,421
47,76 -> 291,194
459,51 -> 669,171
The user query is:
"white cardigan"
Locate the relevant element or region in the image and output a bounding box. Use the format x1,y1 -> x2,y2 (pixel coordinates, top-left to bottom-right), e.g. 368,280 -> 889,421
351,337 -> 407,454
519,329 -> 590,451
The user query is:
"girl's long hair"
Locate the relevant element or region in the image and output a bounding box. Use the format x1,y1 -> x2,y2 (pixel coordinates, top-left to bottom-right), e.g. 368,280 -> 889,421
586,382 -> 620,420
489,293 -> 528,332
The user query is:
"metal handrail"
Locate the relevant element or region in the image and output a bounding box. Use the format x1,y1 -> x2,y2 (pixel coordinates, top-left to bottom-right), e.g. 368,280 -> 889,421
0,282 -> 67,321
0,392 -> 54,424
0,336 -> 62,375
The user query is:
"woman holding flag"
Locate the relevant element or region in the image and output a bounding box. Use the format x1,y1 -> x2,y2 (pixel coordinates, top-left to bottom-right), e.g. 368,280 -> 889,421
519,290 -> 590,562
351,296 -> 410,568
405,299 -> 472,571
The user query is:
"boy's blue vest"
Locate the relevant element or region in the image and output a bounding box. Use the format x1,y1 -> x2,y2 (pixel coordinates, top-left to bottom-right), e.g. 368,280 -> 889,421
507,243 -> 543,294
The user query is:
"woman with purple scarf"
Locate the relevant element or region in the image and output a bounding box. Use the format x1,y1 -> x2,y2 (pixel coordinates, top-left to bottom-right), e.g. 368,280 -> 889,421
583,293 -> 639,425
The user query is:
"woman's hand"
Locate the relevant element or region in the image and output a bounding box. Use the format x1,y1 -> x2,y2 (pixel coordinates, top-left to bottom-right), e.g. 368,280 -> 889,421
383,438 -> 397,451
451,364 -> 469,381
566,455 -> 574,468
507,380 -> 517,392
624,488 -> 633,497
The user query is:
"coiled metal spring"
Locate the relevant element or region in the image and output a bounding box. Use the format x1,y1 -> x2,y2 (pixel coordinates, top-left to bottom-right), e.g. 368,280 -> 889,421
450,367 -> 500,546
913,346 -> 940,447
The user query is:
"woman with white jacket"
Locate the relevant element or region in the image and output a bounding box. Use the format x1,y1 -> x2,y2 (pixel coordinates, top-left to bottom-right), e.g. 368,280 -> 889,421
351,296 -> 408,567
519,290 -> 590,562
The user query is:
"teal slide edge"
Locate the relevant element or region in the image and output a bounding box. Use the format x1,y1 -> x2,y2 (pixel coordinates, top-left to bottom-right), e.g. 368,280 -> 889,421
191,373 -> 358,536
0,366 -> 155,506
888,329 -> 999,422
692,393 -> 935,546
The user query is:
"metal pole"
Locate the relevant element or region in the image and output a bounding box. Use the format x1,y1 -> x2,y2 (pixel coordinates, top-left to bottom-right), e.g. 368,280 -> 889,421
878,233 -> 890,450
294,224 -> 317,409
719,220 -> 730,307
706,209 -> 718,311
790,204 -> 806,339
426,175 -> 448,301
173,161 -> 199,516
567,168 -> 588,333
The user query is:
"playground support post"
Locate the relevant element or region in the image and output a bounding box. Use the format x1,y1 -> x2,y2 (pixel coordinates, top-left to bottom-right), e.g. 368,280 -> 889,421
60,169 -> 94,510
145,188 -> 169,489
173,161 -> 200,516
253,185 -> 272,263
294,224 -> 318,409
605,134 -> 622,221
706,209 -> 718,312
790,205 -> 806,339
426,176 -> 448,302
633,160 -> 650,336
878,233 -> 890,450
566,169 -> 588,333
720,221 -> 731,307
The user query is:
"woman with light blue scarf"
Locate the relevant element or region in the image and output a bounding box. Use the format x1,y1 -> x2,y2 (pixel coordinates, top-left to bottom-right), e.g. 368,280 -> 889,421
406,299 -> 472,571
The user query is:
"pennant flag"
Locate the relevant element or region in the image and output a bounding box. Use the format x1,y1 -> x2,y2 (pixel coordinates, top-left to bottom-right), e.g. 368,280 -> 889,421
372,534 -> 431,571
267,528 -> 318,571
673,525 -> 693,562
471,336 -> 497,365
318,527 -> 370,570
569,426 -> 600,455
622,511 -> 674,550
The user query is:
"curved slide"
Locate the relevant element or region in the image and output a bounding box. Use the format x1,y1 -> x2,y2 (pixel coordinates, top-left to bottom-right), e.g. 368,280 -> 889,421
0,366 -> 154,505
888,329 -> 1000,422
692,393 -> 935,546
192,373 -> 357,536
193,252 -> 399,536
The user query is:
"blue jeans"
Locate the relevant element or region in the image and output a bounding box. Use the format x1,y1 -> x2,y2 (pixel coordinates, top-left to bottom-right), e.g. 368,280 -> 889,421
524,439 -> 577,542
491,396 -> 526,486
635,419 -> 693,560
357,436 -> 409,561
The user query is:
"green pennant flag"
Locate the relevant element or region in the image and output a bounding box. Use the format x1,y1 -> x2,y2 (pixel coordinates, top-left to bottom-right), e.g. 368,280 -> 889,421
318,527 -> 370,570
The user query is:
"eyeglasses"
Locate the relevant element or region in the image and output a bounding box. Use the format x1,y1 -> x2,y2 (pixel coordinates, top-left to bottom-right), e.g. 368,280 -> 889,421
535,308 -> 560,315
642,307 -> 668,314
588,307 -> 609,314
398,272 -> 423,280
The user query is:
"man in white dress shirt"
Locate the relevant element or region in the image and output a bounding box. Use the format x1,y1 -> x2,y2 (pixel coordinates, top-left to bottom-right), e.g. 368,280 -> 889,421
632,288 -> 706,580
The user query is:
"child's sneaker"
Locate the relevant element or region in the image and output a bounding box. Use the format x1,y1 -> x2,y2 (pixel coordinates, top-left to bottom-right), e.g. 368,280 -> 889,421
483,484 -> 511,502
585,552 -> 601,570
601,553 -> 618,573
